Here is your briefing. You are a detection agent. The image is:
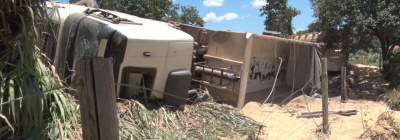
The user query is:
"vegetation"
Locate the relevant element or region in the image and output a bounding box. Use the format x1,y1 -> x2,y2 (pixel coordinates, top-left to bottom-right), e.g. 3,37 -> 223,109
118,99 -> 261,139
310,0 -> 400,78
378,111 -> 400,138
348,50 -> 381,66
98,0 -> 205,26
259,0 -> 300,36
384,50 -> 400,88
0,0 -> 80,139
385,89 -> 400,111
295,21 -> 323,34
361,111 -> 400,139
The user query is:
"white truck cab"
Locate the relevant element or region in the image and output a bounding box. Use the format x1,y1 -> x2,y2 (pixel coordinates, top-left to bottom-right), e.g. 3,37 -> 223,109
44,2 -> 194,106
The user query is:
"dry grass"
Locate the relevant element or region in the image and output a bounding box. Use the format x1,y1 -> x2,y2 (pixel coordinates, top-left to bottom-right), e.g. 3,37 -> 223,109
117,99 -> 261,139
359,111 -> 400,139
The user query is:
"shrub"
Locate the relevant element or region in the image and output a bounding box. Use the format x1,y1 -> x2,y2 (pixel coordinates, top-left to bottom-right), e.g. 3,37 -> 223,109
384,50 -> 400,88
385,89 -> 400,111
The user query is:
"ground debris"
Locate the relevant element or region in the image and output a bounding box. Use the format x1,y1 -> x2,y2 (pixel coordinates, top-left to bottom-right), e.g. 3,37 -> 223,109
297,110 -> 358,118
359,111 -> 400,139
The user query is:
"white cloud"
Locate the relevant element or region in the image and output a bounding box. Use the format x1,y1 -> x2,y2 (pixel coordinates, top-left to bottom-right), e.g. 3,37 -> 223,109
251,0 -> 267,8
203,12 -> 239,22
224,13 -> 239,20
203,0 -> 224,7
241,15 -> 251,19
203,13 -> 223,22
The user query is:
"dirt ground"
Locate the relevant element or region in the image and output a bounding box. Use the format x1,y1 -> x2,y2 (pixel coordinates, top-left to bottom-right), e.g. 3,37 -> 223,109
242,64 -> 400,140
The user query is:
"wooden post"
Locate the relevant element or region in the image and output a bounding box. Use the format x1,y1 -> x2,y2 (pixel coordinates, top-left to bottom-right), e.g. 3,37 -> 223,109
341,67 -> 348,102
76,58 -> 119,140
237,36 -> 254,108
321,58 -> 329,134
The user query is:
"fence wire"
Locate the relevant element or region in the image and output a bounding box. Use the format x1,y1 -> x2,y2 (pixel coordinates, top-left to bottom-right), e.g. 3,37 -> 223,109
0,63 -> 387,139
253,39 -> 328,139
114,83 -> 201,104
0,84 -> 77,106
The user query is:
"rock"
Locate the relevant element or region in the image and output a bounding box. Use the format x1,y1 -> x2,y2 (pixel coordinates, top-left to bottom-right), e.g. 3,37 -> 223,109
312,93 -> 322,98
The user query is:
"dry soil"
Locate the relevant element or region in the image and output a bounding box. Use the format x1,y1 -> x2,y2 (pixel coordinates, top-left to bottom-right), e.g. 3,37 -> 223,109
242,64 -> 400,140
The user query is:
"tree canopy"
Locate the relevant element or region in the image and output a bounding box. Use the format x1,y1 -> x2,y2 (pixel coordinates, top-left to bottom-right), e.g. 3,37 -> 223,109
310,0 -> 400,78
98,0 -> 205,27
179,6 -> 205,27
295,21 -> 323,34
260,0 -> 300,36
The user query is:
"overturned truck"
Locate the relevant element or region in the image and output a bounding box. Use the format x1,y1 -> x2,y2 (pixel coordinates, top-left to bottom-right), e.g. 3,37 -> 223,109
45,2 -> 193,107
288,32 -> 345,71
174,24 -> 322,107
44,2 -> 322,108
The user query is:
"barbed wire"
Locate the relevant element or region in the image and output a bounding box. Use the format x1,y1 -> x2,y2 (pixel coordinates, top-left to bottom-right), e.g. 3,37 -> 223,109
114,83 -> 210,104
0,84 -> 78,106
1,62 -> 382,139
255,67 -> 324,139
254,64 -> 389,139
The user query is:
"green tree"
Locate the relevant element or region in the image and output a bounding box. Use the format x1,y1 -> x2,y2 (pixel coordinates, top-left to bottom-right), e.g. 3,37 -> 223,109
307,21 -> 322,32
102,0 -> 174,21
179,6 -> 205,27
295,30 -> 310,35
98,0 -> 205,27
294,21 -> 323,35
260,0 -> 300,36
310,0 -> 400,77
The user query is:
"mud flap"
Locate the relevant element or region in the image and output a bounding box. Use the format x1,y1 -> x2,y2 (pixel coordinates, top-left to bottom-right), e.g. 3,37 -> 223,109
164,70 -> 192,107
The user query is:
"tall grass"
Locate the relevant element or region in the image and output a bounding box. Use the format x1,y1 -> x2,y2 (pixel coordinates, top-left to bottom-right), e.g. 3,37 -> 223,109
0,0 -> 80,139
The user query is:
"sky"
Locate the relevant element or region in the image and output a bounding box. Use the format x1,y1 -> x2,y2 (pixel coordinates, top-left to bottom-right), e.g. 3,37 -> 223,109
174,0 -> 316,34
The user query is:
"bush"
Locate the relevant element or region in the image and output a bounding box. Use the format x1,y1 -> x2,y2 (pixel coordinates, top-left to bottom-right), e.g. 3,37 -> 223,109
385,89 -> 400,111
384,50 -> 400,88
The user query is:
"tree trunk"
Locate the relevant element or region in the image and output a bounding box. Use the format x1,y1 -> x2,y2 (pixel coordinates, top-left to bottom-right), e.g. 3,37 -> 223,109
381,45 -> 391,80
379,53 -> 382,72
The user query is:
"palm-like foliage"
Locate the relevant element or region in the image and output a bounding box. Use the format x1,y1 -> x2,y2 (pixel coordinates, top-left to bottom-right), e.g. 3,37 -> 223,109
0,0 -> 80,139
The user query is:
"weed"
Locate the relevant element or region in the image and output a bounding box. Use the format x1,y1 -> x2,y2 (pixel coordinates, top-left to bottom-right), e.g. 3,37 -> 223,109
378,111 -> 400,139
285,109 -> 298,117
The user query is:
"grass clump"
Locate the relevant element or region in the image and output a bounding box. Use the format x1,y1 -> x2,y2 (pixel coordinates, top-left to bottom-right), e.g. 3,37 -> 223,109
384,89 -> 400,111
118,99 -> 261,139
359,111 -> 400,139
377,111 -> 400,139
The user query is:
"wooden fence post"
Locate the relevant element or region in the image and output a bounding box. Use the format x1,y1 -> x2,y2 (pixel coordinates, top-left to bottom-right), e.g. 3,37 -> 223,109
341,67 -> 348,102
76,58 -> 119,140
321,58 -> 329,134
